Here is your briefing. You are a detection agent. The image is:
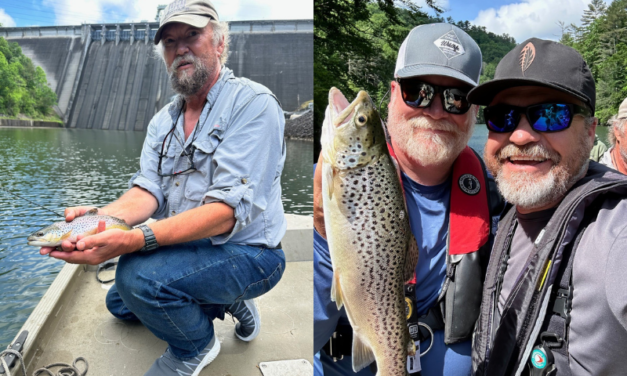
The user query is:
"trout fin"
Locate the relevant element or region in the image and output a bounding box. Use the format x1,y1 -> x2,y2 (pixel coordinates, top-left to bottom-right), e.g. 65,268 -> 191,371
83,228 -> 98,236
351,334 -> 376,372
60,230 -> 73,241
407,336 -> 416,356
85,208 -> 99,216
403,234 -> 419,282
108,223 -> 132,231
322,162 -> 335,199
331,272 -> 344,310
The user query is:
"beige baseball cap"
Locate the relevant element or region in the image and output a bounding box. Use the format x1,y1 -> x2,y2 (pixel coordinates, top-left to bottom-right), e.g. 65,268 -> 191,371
154,0 -> 219,45
618,97 -> 627,120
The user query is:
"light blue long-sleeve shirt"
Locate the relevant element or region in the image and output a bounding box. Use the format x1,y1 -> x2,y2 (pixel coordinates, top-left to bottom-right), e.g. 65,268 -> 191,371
130,66 -> 287,247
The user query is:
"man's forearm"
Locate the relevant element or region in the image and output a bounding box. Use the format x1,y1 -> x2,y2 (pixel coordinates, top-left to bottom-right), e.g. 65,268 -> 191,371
145,202 -> 236,248
102,186 -> 159,226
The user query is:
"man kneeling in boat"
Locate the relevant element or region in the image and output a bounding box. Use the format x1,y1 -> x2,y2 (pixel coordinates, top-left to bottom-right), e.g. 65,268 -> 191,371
39,1 -> 287,375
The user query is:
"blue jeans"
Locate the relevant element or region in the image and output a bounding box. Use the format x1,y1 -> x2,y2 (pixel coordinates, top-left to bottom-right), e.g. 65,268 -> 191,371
105,240 -> 286,360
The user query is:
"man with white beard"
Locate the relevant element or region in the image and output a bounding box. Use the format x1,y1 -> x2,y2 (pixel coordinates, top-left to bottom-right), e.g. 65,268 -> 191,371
313,23 -> 505,376
40,1 -> 287,375
600,97 -> 627,174
470,39 -> 627,376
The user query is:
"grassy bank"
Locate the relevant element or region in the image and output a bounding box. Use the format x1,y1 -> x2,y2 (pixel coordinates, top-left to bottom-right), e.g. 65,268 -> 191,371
0,115 -> 63,124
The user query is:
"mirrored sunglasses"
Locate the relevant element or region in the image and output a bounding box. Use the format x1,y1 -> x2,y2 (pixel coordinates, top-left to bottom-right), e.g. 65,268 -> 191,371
484,103 -> 592,133
396,78 -> 472,115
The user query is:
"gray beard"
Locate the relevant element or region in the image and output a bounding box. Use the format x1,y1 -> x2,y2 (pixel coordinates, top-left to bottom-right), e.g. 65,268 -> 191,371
168,55 -> 213,97
386,112 -> 473,167
486,133 -> 592,211
493,161 -> 587,211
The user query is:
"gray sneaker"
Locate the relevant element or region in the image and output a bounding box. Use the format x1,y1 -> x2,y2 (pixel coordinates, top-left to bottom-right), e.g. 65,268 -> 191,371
144,336 -> 220,376
227,299 -> 260,341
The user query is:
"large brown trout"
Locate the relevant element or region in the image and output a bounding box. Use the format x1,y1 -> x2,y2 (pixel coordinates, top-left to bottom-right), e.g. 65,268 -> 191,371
321,88 -> 418,375
27,209 -> 132,247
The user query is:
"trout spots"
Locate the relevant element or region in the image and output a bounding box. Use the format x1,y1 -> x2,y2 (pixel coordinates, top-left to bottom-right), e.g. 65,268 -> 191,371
328,145 -> 411,375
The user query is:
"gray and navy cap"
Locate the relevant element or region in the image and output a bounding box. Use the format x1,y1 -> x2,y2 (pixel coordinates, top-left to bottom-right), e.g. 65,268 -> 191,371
154,0 -> 219,45
394,23 -> 483,87
468,38 -> 596,112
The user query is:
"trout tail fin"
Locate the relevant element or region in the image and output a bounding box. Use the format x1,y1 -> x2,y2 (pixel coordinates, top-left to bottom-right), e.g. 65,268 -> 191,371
352,334 -> 376,372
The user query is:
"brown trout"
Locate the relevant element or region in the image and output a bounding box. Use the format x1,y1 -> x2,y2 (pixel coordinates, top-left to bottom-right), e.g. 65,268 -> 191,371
321,88 -> 418,375
27,209 -> 132,247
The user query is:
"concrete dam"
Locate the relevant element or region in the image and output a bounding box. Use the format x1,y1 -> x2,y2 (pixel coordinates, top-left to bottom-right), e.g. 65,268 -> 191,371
0,20 -> 313,131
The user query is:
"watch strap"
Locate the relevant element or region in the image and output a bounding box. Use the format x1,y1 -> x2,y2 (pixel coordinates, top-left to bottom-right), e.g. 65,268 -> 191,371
137,224 -> 159,252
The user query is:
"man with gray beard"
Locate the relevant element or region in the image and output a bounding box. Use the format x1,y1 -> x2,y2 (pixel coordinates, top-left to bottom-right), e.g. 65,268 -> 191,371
40,1 -> 287,375
470,38 -> 627,376
314,23 -> 504,376
600,97 -> 627,174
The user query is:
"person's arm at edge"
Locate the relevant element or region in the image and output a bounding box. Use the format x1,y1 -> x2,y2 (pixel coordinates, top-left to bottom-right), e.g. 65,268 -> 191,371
314,163 -> 341,354
314,152 -> 326,239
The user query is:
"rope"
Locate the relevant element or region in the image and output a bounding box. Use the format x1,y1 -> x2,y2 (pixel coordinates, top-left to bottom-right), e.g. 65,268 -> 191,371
33,358 -> 88,376
0,349 -> 88,376
96,261 -> 117,284
0,349 -> 26,376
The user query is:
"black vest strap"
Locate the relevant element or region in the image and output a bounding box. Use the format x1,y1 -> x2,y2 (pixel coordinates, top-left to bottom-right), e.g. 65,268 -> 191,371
538,198 -> 604,375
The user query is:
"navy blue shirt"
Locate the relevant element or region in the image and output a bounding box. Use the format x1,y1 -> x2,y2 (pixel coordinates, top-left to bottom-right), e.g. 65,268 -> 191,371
402,172 -> 450,317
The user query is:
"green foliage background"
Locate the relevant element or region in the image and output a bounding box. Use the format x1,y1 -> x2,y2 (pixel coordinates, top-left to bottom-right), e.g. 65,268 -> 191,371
313,0 -> 516,159
0,32 -> 58,119
560,0 -> 627,126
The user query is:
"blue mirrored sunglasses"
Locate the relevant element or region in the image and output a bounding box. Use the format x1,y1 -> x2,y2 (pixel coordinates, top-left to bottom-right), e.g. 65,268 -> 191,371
484,103 -> 592,133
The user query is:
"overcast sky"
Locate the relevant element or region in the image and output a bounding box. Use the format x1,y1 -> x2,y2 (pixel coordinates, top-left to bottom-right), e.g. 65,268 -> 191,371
0,0 -> 313,27
0,0 -> 607,43
430,0 -> 608,42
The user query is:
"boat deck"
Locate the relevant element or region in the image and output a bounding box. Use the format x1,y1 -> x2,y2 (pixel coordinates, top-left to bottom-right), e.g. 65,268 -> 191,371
7,214 -> 313,376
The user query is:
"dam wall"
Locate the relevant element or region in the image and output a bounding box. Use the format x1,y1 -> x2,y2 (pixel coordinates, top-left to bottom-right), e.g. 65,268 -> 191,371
0,21 -> 313,130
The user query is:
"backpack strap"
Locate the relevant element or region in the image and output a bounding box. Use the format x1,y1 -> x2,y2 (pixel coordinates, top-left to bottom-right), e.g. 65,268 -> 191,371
535,198 -> 605,375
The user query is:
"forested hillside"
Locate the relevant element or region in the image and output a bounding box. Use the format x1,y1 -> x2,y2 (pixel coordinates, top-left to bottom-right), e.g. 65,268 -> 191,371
0,26 -> 57,120
313,0 -> 516,158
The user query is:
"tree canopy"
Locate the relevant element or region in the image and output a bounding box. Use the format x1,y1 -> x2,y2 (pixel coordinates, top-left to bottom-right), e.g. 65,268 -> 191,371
560,0 -> 627,125
0,37 -> 57,119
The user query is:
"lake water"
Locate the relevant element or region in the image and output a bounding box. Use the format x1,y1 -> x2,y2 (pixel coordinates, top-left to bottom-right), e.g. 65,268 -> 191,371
0,128 -> 312,347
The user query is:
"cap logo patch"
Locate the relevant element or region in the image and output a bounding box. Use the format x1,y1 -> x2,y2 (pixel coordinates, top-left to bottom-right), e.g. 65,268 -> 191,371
433,30 -> 466,60
520,42 -> 536,76
165,0 -> 187,18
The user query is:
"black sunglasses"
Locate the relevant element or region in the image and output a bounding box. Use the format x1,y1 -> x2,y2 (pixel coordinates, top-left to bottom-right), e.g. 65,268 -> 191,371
157,108 -> 198,177
484,103 -> 592,133
396,78 -> 472,114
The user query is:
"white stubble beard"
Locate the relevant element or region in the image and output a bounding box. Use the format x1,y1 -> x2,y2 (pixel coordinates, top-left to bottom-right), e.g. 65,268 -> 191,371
485,135 -> 592,211
387,110 -> 474,167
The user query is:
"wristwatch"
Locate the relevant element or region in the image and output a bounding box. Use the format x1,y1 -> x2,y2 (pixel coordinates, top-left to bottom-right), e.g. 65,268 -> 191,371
137,224 -> 159,252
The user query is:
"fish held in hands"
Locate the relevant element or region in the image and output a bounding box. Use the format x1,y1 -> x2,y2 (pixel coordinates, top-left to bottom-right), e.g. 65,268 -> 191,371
27,209 -> 131,247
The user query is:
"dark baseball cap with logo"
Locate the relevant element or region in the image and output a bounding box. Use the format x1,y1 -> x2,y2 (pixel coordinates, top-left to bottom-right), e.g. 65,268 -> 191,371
468,38 -> 596,112
154,0 -> 219,45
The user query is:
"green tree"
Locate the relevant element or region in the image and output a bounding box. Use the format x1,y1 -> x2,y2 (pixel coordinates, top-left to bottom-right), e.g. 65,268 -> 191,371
0,36 -> 57,118
581,0 -> 608,27
313,0 -> 434,158
561,0 -> 627,125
